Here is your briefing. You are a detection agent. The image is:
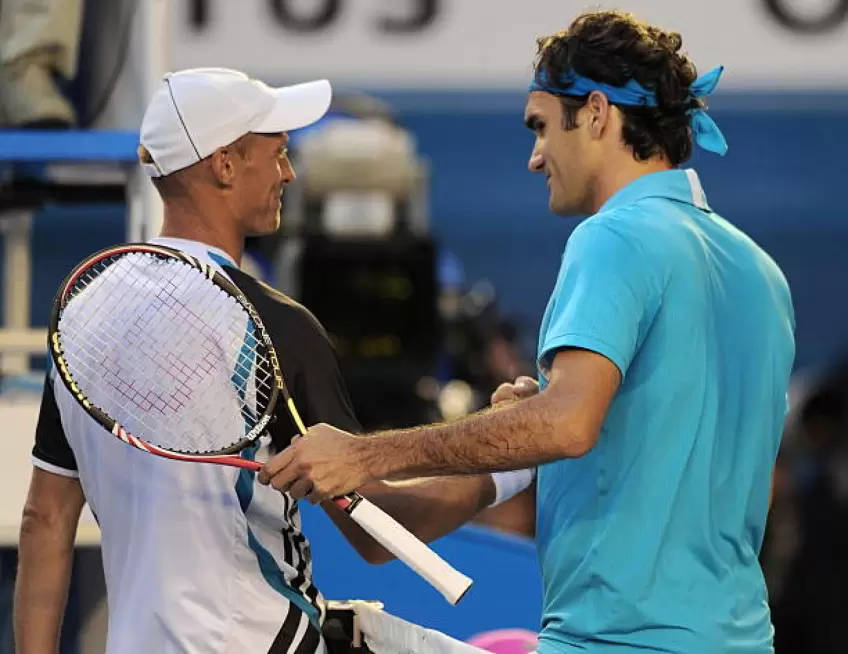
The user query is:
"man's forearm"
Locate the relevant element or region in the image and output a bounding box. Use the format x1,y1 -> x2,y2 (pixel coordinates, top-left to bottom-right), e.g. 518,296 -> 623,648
262,348 -> 617,503
14,513 -> 77,653
368,389 -> 586,480
361,473 -> 495,542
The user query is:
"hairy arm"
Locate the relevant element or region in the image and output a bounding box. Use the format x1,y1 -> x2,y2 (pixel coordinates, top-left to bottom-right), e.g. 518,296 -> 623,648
14,468 -> 85,654
260,349 -> 620,502
370,349 -> 618,478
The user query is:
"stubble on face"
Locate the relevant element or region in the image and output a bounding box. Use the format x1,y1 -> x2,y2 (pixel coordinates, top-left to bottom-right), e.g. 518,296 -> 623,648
525,92 -> 589,217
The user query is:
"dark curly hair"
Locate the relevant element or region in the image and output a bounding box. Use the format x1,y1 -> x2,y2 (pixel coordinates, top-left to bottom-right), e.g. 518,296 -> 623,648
534,11 -> 705,165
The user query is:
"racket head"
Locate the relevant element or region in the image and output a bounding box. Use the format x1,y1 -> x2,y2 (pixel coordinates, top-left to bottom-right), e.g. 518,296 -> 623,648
48,243 -> 284,460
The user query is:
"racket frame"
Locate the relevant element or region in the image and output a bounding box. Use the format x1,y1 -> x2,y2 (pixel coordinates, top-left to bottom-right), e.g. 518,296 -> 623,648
49,243 -> 281,466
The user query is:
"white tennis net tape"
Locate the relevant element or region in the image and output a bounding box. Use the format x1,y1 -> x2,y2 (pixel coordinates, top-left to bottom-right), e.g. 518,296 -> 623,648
330,601 -> 489,654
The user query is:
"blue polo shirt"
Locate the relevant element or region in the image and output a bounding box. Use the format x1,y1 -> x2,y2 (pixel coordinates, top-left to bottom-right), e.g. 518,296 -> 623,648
535,169 -> 795,653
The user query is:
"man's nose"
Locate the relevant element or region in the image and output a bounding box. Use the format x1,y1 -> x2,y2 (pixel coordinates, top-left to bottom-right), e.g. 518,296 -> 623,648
282,160 -> 296,184
528,150 -> 544,173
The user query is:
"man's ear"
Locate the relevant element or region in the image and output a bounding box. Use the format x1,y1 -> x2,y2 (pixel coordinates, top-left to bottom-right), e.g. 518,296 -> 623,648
585,90 -> 612,139
209,147 -> 236,187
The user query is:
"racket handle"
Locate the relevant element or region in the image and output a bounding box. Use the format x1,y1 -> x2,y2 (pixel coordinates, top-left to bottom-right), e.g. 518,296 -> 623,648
337,493 -> 473,605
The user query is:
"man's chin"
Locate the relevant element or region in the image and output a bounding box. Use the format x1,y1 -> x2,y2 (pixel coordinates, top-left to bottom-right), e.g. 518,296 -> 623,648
549,196 -> 579,217
548,197 -> 567,216
246,212 -> 281,237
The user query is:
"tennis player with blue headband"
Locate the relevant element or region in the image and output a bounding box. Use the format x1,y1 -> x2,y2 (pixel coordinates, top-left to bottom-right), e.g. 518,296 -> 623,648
261,10 -> 796,653
529,62 -> 728,156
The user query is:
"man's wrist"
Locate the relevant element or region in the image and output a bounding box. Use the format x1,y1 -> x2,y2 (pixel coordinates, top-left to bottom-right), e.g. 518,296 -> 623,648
490,468 -> 536,506
355,431 -> 391,482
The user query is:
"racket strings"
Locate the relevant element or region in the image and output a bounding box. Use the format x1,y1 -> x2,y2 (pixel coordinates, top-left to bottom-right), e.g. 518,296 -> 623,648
58,253 -> 277,454
75,259 -> 278,401
69,261 -> 263,402
71,256 -> 277,401
63,260 -> 270,451
62,308 -> 276,425
59,317 -> 254,454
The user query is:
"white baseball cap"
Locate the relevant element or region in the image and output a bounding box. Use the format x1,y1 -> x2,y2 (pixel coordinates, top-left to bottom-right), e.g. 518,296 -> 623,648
139,68 -> 332,177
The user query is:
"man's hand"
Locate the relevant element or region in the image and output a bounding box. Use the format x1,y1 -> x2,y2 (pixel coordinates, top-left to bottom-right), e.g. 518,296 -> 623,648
257,424 -> 372,503
491,375 -> 539,406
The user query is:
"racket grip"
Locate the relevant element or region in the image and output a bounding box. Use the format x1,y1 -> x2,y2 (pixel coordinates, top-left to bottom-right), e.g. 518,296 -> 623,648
339,494 -> 473,605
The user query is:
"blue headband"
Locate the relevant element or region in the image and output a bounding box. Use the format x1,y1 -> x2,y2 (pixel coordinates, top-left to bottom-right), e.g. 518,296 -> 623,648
529,65 -> 728,156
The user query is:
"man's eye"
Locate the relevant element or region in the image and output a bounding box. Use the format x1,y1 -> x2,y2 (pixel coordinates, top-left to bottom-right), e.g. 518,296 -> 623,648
279,147 -> 289,158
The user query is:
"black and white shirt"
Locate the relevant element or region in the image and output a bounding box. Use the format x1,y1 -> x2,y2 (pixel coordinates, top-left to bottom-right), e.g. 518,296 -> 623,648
32,237 -> 360,654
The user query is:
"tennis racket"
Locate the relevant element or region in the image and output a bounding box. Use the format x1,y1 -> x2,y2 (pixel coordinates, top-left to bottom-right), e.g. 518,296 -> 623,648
48,243 -> 472,605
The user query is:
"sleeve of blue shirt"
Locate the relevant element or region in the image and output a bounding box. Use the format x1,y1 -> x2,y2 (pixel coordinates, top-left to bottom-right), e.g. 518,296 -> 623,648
539,218 -> 663,380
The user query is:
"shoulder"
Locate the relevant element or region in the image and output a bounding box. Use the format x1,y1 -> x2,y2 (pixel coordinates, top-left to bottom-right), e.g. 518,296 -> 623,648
223,266 -> 332,343
567,207 -> 657,265
559,208 -> 671,305
710,213 -> 794,312
580,200 -> 702,275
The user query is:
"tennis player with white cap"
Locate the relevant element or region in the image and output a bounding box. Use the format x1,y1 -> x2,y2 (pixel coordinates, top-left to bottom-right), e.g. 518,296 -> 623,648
15,68 -> 384,654
139,67 -> 331,177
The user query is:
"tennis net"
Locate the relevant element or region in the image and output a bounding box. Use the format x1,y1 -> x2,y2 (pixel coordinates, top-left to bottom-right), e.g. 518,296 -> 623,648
324,600 -> 489,654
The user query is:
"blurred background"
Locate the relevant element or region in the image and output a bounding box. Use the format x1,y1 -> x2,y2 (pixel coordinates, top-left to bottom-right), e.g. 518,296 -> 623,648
0,0 -> 846,652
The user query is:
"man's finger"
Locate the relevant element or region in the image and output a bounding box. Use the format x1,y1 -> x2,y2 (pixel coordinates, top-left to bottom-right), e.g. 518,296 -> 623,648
515,376 -> 539,395
257,446 -> 296,485
268,467 -> 301,494
491,382 -> 517,405
305,484 -> 328,505
288,478 -> 314,501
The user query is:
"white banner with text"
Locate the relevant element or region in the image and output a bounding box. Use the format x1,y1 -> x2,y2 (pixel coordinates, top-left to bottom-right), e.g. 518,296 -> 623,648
169,0 -> 848,90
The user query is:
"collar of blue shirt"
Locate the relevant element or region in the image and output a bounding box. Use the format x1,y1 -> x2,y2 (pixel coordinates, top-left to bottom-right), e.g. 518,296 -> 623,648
599,168 -> 710,214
